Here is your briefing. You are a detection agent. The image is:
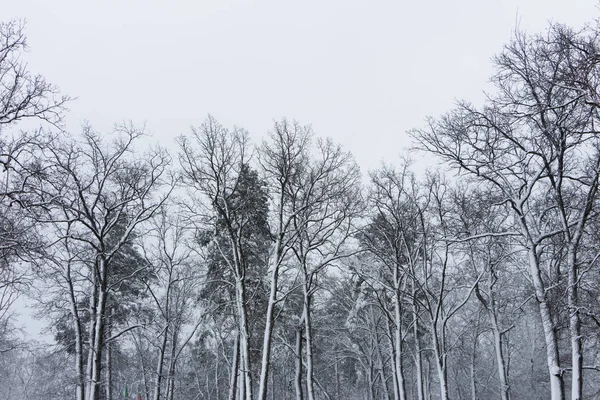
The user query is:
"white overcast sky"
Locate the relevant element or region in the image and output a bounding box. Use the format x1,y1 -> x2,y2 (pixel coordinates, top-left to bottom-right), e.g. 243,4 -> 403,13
4,0 -> 599,173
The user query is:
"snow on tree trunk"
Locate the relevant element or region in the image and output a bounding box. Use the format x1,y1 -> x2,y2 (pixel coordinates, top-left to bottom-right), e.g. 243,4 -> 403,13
527,246 -> 564,400
295,327 -> 304,400
235,276 -> 253,400
302,286 -> 316,400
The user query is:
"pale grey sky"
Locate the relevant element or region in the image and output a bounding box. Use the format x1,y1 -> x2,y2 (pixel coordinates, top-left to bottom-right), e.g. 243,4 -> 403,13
4,0 -> 599,173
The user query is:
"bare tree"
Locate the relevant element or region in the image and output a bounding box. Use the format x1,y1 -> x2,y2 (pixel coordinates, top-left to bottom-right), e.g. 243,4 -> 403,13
256,119 -> 311,400
140,207 -> 207,400
178,116 -> 261,400
358,161 -> 422,400
30,124 -> 171,400
289,137 -> 362,400
0,20 -> 69,128
452,187 -> 516,400
412,23 -> 600,400
0,19 -> 70,333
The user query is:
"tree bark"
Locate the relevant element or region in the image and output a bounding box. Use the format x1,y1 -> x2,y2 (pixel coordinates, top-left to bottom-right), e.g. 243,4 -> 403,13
228,333 -> 240,400
86,274 -> 98,400
166,325 -> 179,400
567,244 -> 583,400
106,320 -> 113,400
257,239 -> 283,400
527,246 -> 564,400
393,278 -> 407,400
432,322 -> 449,400
67,262 -> 85,400
302,286 -> 316,400
470,333 -> 478,400
490,310 -> 510,400
235,276 -> 253,400
295,328 -> 304,400
371,307 -> 391,400
385,308 -> 400,400
412,281 -> 424,400
88,258 -> 108,400
152,323 -> 169,400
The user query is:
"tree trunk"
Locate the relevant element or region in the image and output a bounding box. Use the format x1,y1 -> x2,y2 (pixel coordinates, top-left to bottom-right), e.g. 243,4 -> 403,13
527,246 -> 565,400
295,327 -> 304,400
270,358 -> 275,400
482,262 -> 511,400
235,276 -> 253,400
470,335 -> 477,400
393,285 -> 407,400
334,353 -> 341,400
88,258 -> 108,400
86,275 -> 99,400
567,245 -> 583,400
89,285 -> 107,400
434,356 -> 449,400
67,264 -> 85,400
166,325 -> 179,400
258,244 -> 282,400
133,331 -> 150,400
228,333 -> 240,400
386,309 -> 400,400
106,320 -> 113,400
490,311 -> 510,400
424,357 -> 431,400
432,322 -> 449,400
215,347 -> 221,400
371,307 -> 391,400
367,360 -> 375,400
302,288 -> 316,400
153,323 -> 169,400
238,364 -> 246,400
412,282 -> 424,400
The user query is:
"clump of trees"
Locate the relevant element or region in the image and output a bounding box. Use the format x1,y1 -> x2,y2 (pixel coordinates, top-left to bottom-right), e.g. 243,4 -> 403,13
1,16 -> 600,400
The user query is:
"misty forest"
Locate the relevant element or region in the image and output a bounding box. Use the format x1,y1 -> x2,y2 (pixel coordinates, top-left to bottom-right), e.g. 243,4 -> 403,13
2,15 -> 600,400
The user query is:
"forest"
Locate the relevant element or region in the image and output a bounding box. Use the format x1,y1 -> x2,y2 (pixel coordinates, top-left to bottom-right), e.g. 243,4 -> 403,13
1,15 -> 600,400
